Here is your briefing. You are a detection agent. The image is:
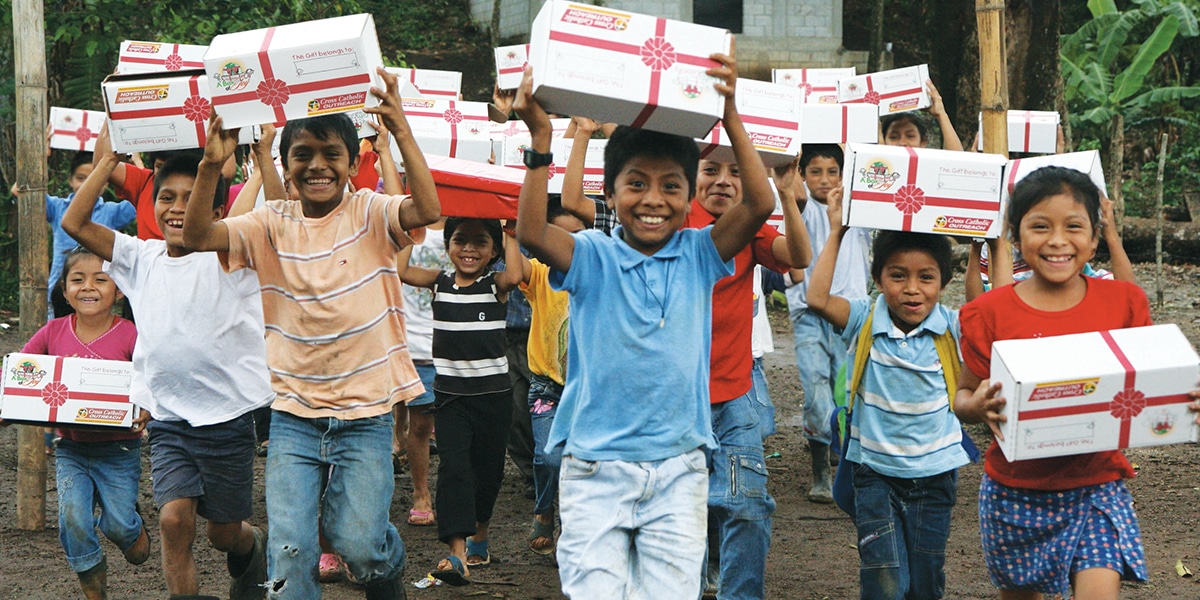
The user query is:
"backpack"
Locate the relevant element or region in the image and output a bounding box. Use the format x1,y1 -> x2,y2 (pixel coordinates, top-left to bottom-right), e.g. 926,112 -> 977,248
830,309 -> 980,519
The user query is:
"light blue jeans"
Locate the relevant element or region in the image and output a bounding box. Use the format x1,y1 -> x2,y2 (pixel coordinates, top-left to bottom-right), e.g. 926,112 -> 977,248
56,438 -> 144,573
528,373 -> 563,516
264,410 -> 406,598
705,393 -> 775,600
791,309 -> 848,445
749,356 -> 776,439
557,449 -> 708,599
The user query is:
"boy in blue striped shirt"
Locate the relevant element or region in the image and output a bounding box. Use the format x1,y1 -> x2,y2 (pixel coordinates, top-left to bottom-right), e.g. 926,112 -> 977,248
805,188 -> 968,600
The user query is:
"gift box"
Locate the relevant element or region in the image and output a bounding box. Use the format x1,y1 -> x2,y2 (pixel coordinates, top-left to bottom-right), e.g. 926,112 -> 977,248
976,110 -> 1060,154
773,67 -> 856,104
116,40 -> 207,75
838,64 -> 930,116
798,103 -> 878,144
693,78 -> 801,168
340,79 -> 423,139
529,0 -> 731,139
103,71 -> 256,153
990,324 -> 1200,461
49,107 -> 105,152
390,98 -> 492,163
1004,150 -> 1107,200
494,43 -> 530,90
0,353 -> 139,428
501,136 -> 607,195
424,154 -> 523,218
389,67 -> 462,100
203,14 -> 384,129
841,143 -> 1007,237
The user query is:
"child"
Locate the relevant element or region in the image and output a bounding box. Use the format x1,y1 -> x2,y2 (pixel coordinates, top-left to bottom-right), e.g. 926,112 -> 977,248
954,166 -> 1200,599
786,144 -> 871,503
18,246 -> 148,599
880,81 -> 963,151
183,68 -> 441,600
93,122 -> 204,241
512,41 -> 774,596
395,217 -> 522,584
806,191 -> 969,599
62,153 -> 272,600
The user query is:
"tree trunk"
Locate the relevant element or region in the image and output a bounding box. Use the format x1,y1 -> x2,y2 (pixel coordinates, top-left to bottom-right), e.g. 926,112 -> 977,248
1005,0 -> 1061,112
868,0 -> 885,72
490,0 -> 502,49
1110,112 -> 1126,223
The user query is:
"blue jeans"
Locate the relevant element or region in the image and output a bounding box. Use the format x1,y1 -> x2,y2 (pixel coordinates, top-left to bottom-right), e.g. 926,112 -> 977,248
557,449 -> 708,599
56,438 -> 144,573
791,309 -> 847,444
706,393 -> 775,600
528,374 -> 562,516
749,356 -> 776,439
853,463 -> 957,600
264,410 -> 406,599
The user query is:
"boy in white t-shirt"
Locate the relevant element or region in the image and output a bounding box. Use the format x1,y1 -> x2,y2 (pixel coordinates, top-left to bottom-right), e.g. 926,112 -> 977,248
64,154 -> 273,600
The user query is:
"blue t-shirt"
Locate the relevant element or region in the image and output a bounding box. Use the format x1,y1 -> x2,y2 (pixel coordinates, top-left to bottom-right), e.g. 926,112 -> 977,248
548,226 -> 734,461
46,192 -> 136,290
840,296 -> 969,478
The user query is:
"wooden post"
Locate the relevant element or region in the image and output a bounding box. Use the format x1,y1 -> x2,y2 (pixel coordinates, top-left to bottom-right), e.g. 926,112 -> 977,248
1155,132 -> 1168,308
976,0 -> 1010,270
13,0 -> 49,530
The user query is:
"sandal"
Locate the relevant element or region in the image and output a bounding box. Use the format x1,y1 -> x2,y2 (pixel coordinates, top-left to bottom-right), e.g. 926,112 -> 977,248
431,555 -> 470,586
392,450 -> 407,474
465,537 -> 490,567
318,553 -> 344,583
407,509 -> 435,526
528,517 -> 556,556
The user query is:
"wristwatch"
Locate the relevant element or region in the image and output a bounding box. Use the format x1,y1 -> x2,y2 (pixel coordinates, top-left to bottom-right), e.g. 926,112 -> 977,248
522,148 -> 553,169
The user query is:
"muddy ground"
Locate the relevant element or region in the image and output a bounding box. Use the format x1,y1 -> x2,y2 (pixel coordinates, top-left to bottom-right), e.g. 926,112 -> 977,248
1,261 -> 1198,599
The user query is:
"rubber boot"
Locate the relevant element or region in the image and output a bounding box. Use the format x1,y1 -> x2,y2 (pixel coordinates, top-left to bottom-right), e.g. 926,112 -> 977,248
364,575 -> 409,600
807,442 -> 834,504
77,559 -> 107,600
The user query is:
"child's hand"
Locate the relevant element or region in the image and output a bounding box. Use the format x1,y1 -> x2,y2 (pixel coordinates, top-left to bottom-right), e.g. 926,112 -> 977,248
572,116 -> 599,137
44,122 -> 53,158
1188,386 -> 1200,425
513,67 -> 552,139
1100,194 -> 1118,238
201,111 -> 241,167
707,37 -> 738,100
130,409 -> 150,433
963,380 -> 1007,440
926,80 -> 946,118
374,120 -> 392,156
364,67 -> 412,139
825,185 -> 844,224
493,83 -> 516,118
772,157 -> 799,199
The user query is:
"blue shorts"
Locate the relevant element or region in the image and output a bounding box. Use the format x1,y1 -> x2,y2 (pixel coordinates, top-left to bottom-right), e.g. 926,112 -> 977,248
147,413 -> 255,523
405,362 -> 437,408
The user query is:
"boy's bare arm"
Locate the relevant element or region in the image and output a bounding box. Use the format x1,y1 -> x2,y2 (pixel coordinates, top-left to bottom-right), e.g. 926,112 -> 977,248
394,245 -> 440,289
771,157 -> 811,269
374,123 -> 405,196
927,80 -> 963,151
255,124 -> 286,202
561,117 -> 598,226
365,67 -> 441,229
93,122 -> 129,189
184,114 -> 237,252
985,238 -> 1013,288
964,241 -> 985,302
804,186 -> 851,329
1100,195 -> 1135,283
953,367 -> 1006,439
61,152 -> 121,262
494,229 -> 528,293
513,68 -> 575,273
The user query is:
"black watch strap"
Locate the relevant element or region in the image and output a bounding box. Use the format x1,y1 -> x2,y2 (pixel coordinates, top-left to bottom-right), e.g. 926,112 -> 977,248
523,149 -> 554,169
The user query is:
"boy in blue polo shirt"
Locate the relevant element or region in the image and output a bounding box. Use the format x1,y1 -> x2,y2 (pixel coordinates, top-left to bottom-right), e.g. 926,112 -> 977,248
512,44 -> 774,598
805,189 -> 968,600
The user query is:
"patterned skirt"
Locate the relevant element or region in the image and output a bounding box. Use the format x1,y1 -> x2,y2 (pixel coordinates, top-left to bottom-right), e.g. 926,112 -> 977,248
978,474 -> 1149,595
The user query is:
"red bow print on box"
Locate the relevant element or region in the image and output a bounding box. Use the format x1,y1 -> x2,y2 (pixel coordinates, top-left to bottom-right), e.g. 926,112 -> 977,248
851,147 -> 1000,231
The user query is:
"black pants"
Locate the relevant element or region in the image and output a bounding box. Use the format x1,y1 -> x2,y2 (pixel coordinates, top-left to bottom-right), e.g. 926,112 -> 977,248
433,390 -> 513,544
506,329 -> 535,483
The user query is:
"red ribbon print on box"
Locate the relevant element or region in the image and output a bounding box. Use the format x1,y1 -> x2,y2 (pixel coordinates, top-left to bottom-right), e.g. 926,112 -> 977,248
793,70 -> 837,102
53,111 -> 99,151
698,123 -> 723,159
846,74 -> 920,107
4,357 -> 128,423
108,76 -> 211,145
548,18 -> 720,129
1018,331 -> 1191,449
210,28 -> 373,124
121,43 -> 204,72
498,45 -> 531,77
851,147 -> 1000,230
403,100 -> 488,158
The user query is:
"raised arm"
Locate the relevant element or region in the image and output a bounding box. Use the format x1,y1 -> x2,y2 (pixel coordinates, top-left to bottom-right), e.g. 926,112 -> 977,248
494,229 -> 528,293
771,157 -> 812,269
394,244 -> 440,289
93,121 -> 130,190
964,240 -> 986,302
365,67 -> 441,229
804,186 -> 851,329
184,114 -> 238,252
514,68 -> 575,273
561,117 -> 599,226
61,152 -> 121,262
927,80 -> 963,151
373,123 -> 404,196
1100,195 -> 1135,283
255,124 -> 285,202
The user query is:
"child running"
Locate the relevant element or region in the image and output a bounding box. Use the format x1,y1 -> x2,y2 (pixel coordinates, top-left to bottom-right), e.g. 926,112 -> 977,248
14,246 -> 148,599
395,217 -> 523,585
955,166 -> 1200,599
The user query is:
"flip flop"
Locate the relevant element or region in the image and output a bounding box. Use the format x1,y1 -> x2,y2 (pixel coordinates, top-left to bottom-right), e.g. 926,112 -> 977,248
407,509 -> 436,526
431,555 -> 470,586
466,537 -> 490,567
528,517 -> 556,556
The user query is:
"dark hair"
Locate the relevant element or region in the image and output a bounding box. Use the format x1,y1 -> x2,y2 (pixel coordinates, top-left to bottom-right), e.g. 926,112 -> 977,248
147,149 -> 203,170
153,156 -> 228,211
444,217 -> 505,267
280,114 -> 360,170
69,152 -> 93,177
871,230 -> 954,288
546,193 -> 570,223
881,112 -> 929,142
603,126 -> 699,200
1006,166 -> 1101,243
54,246 -> 129,319
799,144 -> 844,172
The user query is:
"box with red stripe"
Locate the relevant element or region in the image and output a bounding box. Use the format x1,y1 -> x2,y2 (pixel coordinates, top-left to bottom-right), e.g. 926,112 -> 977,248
501,135 -> 607,195
693,78 -> 801,168
976,110 -> 1060,154
103,71 -> 256,153
798,103 -> 877,144
494,44 -> 530,90
772,67 -> 856,105
116,40 -> 207,75
990,324 -> 1200,461
0,353 -> 138,428
529,0 -> 731,139
1004,150 -> 1107,206
388,67 -> 462,100
838,64 -> 931,116
49,107 -> 105,152
842,143 -> 1006,238
390,98 -> 492,163
423,154 -> 522,219
203,14 -> 384,130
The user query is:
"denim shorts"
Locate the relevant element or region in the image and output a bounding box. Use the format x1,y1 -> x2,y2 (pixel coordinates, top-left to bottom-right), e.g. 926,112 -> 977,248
147,413 -> 256,523
405,363 -> 437,408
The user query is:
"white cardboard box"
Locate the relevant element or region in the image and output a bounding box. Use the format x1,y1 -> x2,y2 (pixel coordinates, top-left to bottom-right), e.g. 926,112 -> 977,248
977,110 -> 1060,154
502,136 -> 607,195
990,324 -> 1200,461
49,107 -> 105,152
693,78 -> 801,168
388,67 -> 462,100
103,71 -> 255,153
842,143 -> 1007,237
773,67 -> 856,104
0,353 -> 138,428
494,44 -> 530,90
838,64 -> 930,116
390,98 -> 492,163
529,0 -> 731,139
116,40 -> 208,75
799,103 -> 878,144
1004,150 -> 1107,200
203,14 -> 384,129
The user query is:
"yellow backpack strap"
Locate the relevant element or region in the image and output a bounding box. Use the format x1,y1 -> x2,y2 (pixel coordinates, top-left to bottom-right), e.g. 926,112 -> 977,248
934,328 -> 961,410
847,310 -> 874,411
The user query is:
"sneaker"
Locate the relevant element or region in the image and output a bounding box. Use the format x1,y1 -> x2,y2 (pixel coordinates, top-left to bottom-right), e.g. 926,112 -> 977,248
228,526 -> 267,600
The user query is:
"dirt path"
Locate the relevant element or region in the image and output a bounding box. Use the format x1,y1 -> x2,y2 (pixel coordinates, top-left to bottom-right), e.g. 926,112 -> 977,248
1,262 -> 1199,599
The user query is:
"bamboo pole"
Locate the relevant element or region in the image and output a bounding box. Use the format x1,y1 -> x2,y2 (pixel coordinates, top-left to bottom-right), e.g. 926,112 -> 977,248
976,0 -> 1011,274
13,0 -> 49,530
1155,132 -> 1168,308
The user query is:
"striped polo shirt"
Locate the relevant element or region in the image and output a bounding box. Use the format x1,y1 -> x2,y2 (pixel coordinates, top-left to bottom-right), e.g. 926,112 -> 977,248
431,270 -> 510,396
